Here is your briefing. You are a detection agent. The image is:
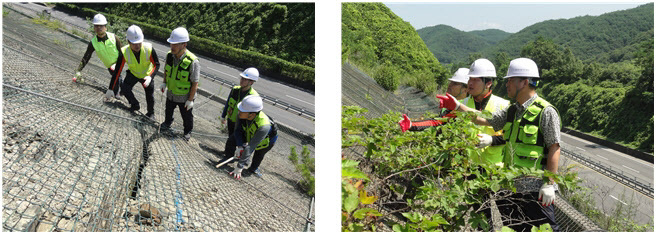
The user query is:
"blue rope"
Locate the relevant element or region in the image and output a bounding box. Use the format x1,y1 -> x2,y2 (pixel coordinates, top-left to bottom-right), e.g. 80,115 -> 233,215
170,138 -> 185,231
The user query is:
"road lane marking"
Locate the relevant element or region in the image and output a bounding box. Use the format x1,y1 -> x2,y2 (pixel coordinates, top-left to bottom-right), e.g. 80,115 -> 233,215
286,95 -> 314,106
622,165 -> 640,173
575,146 -> 586,151
563,132 -> 653,167
609,195 -> 628,205
207,66 -> 234,77
595,154 -> 608,161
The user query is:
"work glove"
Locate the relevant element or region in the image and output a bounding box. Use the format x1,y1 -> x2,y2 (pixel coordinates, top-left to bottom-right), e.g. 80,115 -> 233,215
221,117 -> 227,125
109,63 -> 116,72
73,71 -> 82,83
398,114 -> 412,133
229,166 -> 244,180
142,76 -> 152,88
538,183 -> 556,207
185,100 -> 194,111
476,134 -> 493,148
234,146 -> 244,159
105,89 -> 114,101
436,93 -> 460,111
160,83 -> 167,94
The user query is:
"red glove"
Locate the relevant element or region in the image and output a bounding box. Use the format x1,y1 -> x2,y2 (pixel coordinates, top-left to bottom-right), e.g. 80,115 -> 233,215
399,114 -> 412,132
443,112 -> 457,119
436,93 -> 460,111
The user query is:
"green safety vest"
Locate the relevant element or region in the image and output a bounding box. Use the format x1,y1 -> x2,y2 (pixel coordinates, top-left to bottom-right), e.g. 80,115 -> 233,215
502,96 -> 560,169
226,86 -> 258,122
165,50 -> 198,95
91,32 -> 119,68
242,111 -> 274,150
121,42 -> 154,79
464,94 -> 510,166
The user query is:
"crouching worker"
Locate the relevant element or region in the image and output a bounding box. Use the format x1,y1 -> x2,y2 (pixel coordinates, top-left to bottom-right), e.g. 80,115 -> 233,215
229,95 -> 278,179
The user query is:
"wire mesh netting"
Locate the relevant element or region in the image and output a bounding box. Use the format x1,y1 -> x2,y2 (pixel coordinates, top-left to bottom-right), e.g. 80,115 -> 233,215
3,6 -> 314,232
341,63 -> 602,231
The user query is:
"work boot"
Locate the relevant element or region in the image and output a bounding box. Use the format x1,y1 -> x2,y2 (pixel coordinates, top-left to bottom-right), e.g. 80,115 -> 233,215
183,132 -> 191,141
250,168 -> 263,178
128,105 -> 140,112
145,112 -> 156,122
159,122 -> 171,130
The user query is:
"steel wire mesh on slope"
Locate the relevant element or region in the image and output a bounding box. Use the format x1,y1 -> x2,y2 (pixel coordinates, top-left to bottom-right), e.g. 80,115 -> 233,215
3,10 -> 314,232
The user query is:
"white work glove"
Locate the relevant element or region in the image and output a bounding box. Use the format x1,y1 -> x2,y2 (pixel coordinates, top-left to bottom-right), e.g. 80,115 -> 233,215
142,76 -> 152,88
538,183 -> 556,207
160,83 -> 167,94
234,146 -> 244,159
476,134 -> 493,148
185,100 -> 194,111
109,63 -> 116,72
229,166 -> 244,180
73,71 -> 81,82
105,89 -> 114,101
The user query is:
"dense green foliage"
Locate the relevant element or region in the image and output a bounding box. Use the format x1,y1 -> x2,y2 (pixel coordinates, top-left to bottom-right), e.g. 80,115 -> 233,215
289,146 -> 315,197
487,3 -> 654,64
55,3 -> 315,89
341,106 -> 577,231
342,3 -> 449,94
418,25 -> 509,64
70,3 -> 314,67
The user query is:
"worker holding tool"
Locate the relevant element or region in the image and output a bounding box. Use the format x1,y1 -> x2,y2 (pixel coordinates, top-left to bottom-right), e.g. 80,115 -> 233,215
436,58 -> 561,231
228,95 -> 278,179
221,67 -> 260,162
159,27 -> 199,141
73,14 -> 122,100
398,68 -> 469,132
111,25 -> 160,120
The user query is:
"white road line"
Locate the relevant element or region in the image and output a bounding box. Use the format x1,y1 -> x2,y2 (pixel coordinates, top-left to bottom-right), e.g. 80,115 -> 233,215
595,154 -> 609,161
207,66 -> 234,77
285,95 -> 315,106
609,195 -> 628,205
575,146 -> 586,151
622,165 -> 640,173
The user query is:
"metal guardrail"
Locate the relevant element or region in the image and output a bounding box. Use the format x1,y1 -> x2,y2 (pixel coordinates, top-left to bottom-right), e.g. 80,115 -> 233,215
561,148 -> 654,199
9,3 -> 316,121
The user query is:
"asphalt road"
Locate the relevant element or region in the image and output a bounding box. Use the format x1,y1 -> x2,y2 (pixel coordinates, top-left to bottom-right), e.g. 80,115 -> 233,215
11,2 -> 315,134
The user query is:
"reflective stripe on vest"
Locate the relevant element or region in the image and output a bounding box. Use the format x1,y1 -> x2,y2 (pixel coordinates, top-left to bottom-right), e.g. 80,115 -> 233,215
502,97 -> 559,169
91,32 -> 119,68
226,86 -> 259,122
465,94 -> 510,166
165,50 -> 198,95
121,42 -> 154,78
242,111 -> 272,150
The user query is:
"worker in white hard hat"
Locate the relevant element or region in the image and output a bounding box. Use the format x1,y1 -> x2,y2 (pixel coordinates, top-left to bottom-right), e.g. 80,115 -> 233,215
228,95 -> 278,179
74,14 -> 123,99
436,57 -> 561,231
221,67 -> 260,162
398,68 -> 469,132
159,27 -> 200,141
458,58 -> 510,166
110,25 -> 161,120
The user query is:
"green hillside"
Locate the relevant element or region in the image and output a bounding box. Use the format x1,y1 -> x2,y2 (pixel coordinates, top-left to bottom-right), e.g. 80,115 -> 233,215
70,3 -> 314,67
342,2 -> 449,94
469,29 -> 511,45
417,24 -> 494,64
486,3 -> 653,63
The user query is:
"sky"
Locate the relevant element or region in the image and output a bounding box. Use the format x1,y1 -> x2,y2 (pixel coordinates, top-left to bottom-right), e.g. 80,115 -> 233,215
384,2 -> 648,33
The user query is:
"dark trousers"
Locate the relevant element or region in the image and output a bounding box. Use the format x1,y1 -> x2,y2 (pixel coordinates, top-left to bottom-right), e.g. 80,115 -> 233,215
163,98 -> 193,135
247,140 -> 275,172
224,120 -> 237,159
494,192 -> 559,232
107,68 -> 122,95
121,71 -> 154,115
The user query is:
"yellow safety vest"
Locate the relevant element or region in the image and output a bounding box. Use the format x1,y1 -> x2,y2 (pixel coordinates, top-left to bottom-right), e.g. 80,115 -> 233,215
121,42 -> 154,79
165,50 -> 198,95
91,32 -> 119,68
464,94 -> 510,166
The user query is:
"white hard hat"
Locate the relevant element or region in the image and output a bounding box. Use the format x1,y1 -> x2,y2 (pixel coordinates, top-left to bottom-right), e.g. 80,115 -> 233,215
239,67 -> 260,82
126,25 -> 144,44
448,68 -> 470,84
167,27 -> 190,44
504,58 -> 540,78
237,95 -> 263,113
92,14 -> 107,25
468,58 -> 496,78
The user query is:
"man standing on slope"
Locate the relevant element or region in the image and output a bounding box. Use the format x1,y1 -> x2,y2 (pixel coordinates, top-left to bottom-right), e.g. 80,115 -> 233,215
436,58 -> 561,231
221,67 -> 260,160
73,14 -> 123,101
111,25 -> 160,120
159,27 -> 200,141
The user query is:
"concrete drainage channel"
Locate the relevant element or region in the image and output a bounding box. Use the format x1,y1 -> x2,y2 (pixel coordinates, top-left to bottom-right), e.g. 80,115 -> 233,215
3,8 -> 315,232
